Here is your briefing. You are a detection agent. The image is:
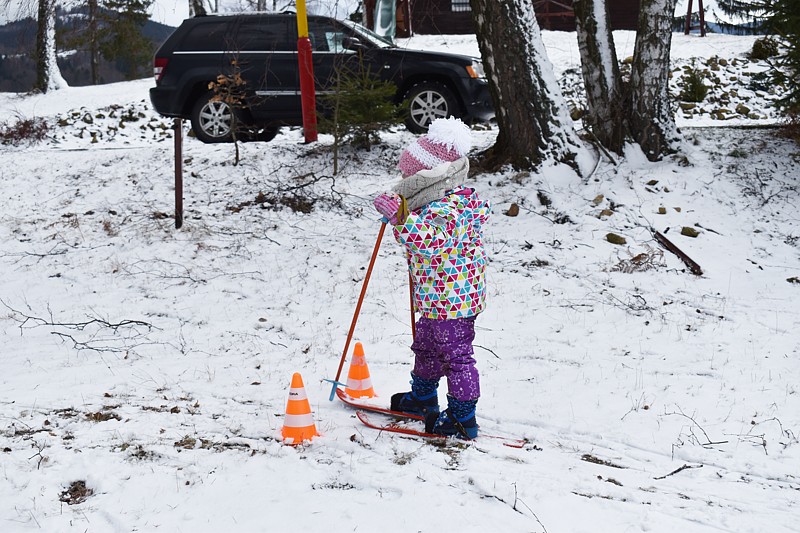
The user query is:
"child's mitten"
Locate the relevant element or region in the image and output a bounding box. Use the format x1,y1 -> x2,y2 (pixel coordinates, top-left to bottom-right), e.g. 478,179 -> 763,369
373,193 -> 401,224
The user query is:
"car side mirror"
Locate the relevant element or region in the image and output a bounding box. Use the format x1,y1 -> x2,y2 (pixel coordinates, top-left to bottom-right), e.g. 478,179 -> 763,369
342,36 -> 364,50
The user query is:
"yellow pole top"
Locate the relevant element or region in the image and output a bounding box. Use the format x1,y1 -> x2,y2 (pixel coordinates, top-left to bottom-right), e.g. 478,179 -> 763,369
296,0 -> 308,38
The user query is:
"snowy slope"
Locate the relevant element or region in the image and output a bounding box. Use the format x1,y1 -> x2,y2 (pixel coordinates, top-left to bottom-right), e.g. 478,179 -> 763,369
1,31 -> 798,533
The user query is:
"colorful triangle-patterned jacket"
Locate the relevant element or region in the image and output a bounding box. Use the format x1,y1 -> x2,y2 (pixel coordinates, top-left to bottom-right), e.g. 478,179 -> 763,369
393,185 -> 491,320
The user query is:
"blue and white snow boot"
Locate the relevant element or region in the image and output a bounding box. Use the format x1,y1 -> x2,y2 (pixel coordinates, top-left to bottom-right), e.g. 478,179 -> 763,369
390,373 -> 440,417
424,395 -> 478,440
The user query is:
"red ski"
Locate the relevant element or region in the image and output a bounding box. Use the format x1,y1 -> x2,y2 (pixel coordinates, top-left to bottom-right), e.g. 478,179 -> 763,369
355,410 -> 528,449
335,388 -> 424,420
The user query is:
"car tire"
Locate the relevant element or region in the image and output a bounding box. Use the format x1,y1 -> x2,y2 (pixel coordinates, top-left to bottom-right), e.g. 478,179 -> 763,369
404,81 -> 461,134
242,124 -> 281,143
191,91 -> 235,143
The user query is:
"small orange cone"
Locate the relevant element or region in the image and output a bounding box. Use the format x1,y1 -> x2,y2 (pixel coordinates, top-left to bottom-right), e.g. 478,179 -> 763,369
281,372 -> 319,445
344,342 -> 376,399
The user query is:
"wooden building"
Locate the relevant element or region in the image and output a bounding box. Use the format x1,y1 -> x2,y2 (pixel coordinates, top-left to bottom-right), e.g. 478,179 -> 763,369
363,0 -> 642,37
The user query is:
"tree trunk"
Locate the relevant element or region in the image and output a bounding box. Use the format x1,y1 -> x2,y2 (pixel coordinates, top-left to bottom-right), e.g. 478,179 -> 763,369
189,0 -> 207,17
469,0 -> 589,174
574,0 -> 626,154
35,0 -> 67,92
629,0 -> 679,161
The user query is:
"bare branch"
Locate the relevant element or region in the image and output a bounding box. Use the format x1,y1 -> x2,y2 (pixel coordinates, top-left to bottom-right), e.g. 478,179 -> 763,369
655,464 -> 703,480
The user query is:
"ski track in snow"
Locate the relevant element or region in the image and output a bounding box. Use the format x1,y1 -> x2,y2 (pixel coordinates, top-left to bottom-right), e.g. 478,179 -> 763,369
1,32 -> 799,533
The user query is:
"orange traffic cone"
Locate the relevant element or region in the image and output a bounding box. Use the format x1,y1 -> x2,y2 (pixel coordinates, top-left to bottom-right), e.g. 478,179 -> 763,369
344,342 -> 376,399
281,372 -> 319,445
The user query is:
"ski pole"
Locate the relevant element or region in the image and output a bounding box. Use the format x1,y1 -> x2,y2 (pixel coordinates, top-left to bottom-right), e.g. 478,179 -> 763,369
326,221 -> 387,401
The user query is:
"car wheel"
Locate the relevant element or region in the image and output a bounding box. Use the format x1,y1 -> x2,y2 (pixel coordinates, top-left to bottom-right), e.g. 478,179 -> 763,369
242,124 -> 281,143
404,81 -> 461,134
191,91 -> 234,143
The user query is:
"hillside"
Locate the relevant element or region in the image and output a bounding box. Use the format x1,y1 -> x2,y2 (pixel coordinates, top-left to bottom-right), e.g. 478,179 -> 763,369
0,31 -> 798,533
0,10 -> 174,92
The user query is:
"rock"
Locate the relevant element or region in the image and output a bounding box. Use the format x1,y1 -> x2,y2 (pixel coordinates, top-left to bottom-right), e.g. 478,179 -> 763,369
646,179 -> 659,186
679,102 -> 697,111
606,233 -> 627,245
736,103 -> 751,115
674,207 -> 682,212
599,209 -> 614,218
681,226 -> 700,238
592,194 -> 604,206
713,109 -> 733,120
657,207 -> 667,215
506,203 -> 520,217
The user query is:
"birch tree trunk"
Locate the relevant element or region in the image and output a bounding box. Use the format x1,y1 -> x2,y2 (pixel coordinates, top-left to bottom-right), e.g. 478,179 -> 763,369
629,0 -> 679,161
35,0 -> 67,92
574,0 -> 626,154
469,0 -> 589,175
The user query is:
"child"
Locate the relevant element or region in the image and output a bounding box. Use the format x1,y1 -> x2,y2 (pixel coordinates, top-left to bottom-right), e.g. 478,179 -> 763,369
373,117 -> 490,439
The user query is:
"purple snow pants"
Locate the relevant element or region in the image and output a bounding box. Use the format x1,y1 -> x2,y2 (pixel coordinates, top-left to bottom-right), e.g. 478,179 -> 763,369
412,316 -> 480,401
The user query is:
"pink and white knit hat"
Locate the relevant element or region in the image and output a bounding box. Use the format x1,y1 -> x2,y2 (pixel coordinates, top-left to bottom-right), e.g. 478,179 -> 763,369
398,117 -> 472,178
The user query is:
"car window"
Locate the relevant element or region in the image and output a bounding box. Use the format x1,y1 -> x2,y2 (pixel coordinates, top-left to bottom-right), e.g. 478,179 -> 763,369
341,20 -> 395,48
182,21 -> 233,51
308,19 -> 349,53
237,17 -> 295,52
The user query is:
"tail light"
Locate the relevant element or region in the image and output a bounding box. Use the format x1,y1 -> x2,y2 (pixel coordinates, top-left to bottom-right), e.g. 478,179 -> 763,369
154,58 -> 168,82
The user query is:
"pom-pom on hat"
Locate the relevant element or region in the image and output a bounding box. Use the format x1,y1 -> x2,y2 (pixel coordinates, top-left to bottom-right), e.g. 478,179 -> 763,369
398,117 -> 471,178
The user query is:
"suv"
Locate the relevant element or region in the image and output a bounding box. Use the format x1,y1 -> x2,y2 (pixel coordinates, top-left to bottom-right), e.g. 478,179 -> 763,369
149,12 -> 494,143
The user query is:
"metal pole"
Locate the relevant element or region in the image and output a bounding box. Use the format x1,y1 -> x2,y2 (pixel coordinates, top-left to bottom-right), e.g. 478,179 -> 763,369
174,118 -> 183,229
296,0 -> 318,143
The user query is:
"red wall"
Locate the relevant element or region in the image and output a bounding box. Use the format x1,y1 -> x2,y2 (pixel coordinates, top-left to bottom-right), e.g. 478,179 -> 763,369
408,0 -> 641,35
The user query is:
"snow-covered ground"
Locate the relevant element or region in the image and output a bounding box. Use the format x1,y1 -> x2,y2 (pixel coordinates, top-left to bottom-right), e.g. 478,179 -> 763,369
1,32 -> 798,533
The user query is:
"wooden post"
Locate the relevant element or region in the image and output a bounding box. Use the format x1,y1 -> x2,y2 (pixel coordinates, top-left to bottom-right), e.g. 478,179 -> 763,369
698,0 -> 706,37
685,0 -> 706,37
174,118 -> 183,229
684,0 -> 693,35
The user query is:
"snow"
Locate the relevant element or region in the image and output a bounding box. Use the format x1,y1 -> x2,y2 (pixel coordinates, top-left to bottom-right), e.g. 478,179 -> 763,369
1,31 -> 799,533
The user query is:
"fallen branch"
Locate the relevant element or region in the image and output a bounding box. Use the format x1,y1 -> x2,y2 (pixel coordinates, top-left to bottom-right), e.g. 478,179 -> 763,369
1,299 -> 157,354
664,407 -> 729,449
655,464 -> 703,480
652,229 -> 703,276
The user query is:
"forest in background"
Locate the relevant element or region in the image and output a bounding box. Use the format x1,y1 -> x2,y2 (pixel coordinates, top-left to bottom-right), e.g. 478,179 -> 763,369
0,7 -> 174,91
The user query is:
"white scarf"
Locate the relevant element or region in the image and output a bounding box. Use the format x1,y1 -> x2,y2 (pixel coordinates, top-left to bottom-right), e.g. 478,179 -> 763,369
393,157 -> 469,212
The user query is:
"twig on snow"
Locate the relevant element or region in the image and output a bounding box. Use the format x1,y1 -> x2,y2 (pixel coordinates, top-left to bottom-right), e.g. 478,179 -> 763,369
474,344 -> 500,359
513,482 -> 548,533
664,406 -> 729,450
654,464 -> 703,480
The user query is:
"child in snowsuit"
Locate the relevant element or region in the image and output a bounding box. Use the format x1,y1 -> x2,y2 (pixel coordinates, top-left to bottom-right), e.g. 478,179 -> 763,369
373,117 -> 490,439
